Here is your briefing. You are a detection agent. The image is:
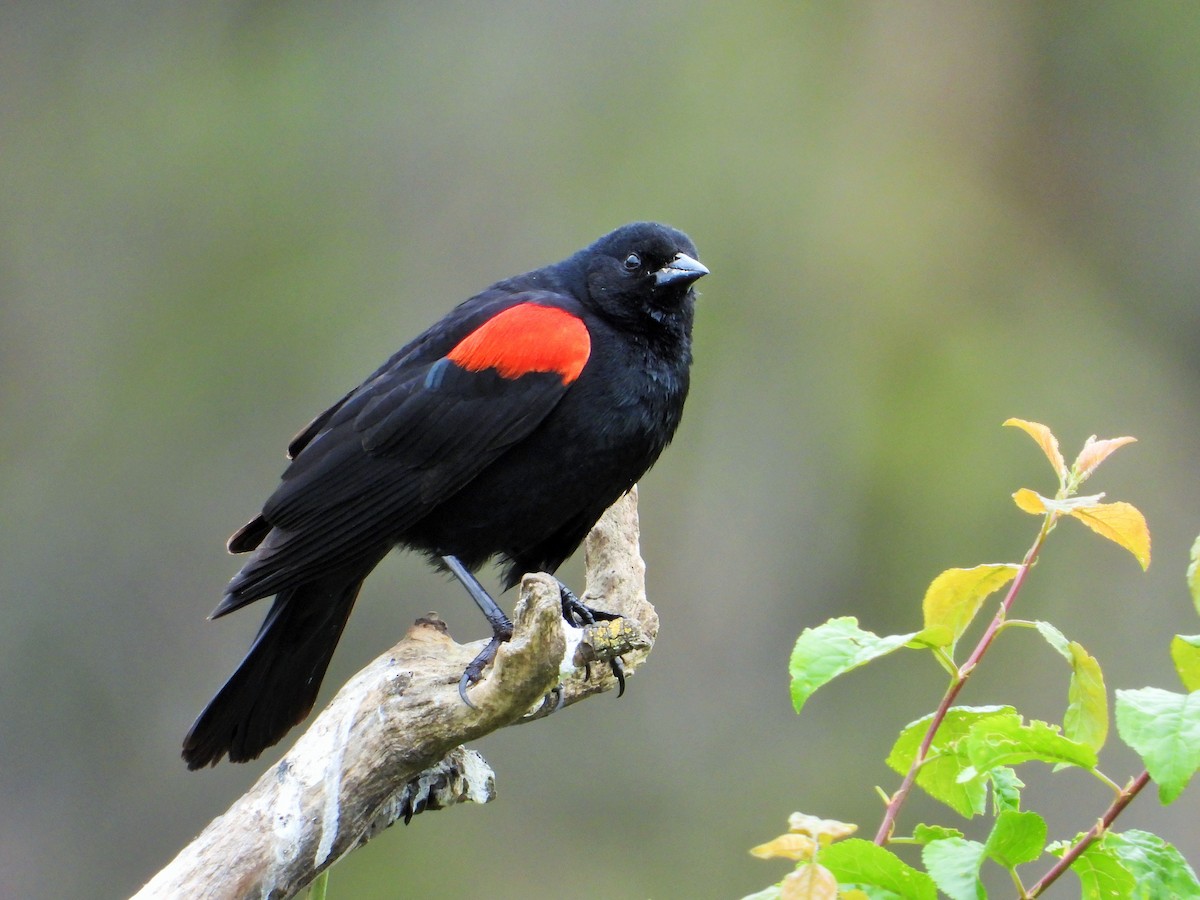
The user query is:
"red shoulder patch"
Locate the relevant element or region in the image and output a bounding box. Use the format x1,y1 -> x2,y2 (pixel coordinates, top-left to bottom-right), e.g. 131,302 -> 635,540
446,304 -> 591,384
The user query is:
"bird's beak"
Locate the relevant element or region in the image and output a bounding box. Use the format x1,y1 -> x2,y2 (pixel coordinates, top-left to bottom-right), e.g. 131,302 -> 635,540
655,253 -> 709,288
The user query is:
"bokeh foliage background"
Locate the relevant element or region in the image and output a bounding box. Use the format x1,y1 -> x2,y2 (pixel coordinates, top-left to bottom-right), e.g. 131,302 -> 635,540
3,2 -> 1199,897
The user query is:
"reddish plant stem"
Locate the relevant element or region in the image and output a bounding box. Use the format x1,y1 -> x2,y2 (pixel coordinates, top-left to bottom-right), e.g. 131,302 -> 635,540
873,519 -> 1053,845
1025,769 -> 1151,897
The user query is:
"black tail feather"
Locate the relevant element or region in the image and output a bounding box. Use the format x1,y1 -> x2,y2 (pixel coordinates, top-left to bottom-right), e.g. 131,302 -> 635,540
227,514 -> 271,553
182,574 -> 365,769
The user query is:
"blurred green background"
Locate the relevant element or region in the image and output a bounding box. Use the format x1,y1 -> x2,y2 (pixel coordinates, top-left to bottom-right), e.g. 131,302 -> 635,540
3,2 -> 1199,897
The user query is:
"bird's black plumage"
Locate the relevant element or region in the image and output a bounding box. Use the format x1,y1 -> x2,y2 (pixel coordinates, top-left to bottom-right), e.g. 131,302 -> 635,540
183,222 -> 706,769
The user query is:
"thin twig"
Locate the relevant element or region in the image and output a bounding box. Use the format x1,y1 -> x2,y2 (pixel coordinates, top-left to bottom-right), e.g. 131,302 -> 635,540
1026,769 -> 1152,898
874,515 -> 1055,844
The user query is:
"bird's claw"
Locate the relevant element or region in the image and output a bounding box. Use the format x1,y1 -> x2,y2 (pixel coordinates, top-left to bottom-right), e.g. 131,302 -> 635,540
458,670 -> 478,709
582,651 -> 627,695
611,655 -> 626,696
458,584 -> 629,710
560,583 -> 627,693
458,632 -> 509,709
559,583 -> 621,627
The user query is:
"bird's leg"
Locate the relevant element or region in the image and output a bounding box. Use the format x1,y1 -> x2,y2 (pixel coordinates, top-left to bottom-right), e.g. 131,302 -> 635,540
443,555 -> 513,708
557,583 -> 627,696
444,558 -> 628,705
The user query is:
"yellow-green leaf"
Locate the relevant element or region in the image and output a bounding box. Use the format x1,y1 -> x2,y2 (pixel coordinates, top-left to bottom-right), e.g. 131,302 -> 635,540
1012,488 -> 1047,515
917,565 -> 1018,650
1072,435 -> 1136,484
781,863 -> 838,900
1004,418 -> 1067,480
1170,635 -> 1200,693
787,812 -> 857,844
1065,642 -> 1108,754
1068,501 -> 1151,570
750,833 -> 817,861
1034,620 -> 1071,658
1039,623 -> 1109,758
1188,535 -> 1200,617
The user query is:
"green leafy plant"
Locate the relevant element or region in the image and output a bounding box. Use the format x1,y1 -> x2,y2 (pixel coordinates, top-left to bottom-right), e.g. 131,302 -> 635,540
747,420 -> 1200,899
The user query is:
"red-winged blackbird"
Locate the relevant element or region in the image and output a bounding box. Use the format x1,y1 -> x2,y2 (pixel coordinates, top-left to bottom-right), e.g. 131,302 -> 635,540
182,222 -> 706,769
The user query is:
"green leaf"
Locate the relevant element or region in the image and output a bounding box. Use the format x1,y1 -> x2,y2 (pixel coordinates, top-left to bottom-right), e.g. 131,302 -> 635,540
989,767 -> 1024,814
1064,642 -> 1108,754
887,706 -> 1016,818
965,716 -> 1098,773
1034,620 -> 1071,658
921,838 -> 985,900
820,839 -> 938,900
1189,534 -> 1200,616
983,809 -> 1046,868
911,824 -> 964,844
1068,839 -> 1136,899
1170,635 -> 1200,693
789,617 -> 917,713
1063,829 -> 1200,900
1102,829 -> 1200,897
916,564 -> 1018,651
1034,623 -> 1109,757
1115,687 -> 1200,804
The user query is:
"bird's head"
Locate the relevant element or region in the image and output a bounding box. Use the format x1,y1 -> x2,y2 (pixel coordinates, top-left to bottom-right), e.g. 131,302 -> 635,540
579,222 -> 707,328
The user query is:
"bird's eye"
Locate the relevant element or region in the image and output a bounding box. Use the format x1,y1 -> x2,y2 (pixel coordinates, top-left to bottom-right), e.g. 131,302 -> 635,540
623,253 -> 641,271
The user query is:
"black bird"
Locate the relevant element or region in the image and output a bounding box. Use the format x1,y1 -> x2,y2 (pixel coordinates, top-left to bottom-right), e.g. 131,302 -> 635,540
182,222 -> 707,769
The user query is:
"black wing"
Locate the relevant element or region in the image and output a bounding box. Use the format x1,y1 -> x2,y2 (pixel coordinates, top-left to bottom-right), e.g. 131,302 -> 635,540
216,292 -> 589,614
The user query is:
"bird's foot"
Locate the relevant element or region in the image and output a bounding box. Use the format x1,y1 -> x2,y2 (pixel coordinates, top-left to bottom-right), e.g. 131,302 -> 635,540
458,624 -> 513,709
558,583 -> 620,626
444,554 -> 520,708
558,583 -> 627,696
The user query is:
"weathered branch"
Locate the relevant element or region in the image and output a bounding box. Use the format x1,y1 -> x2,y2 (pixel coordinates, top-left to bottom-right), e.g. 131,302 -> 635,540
134,488 -> 654,900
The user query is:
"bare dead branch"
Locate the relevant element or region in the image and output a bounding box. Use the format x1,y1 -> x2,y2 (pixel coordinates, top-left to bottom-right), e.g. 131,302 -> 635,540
134,488 -> 654,900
